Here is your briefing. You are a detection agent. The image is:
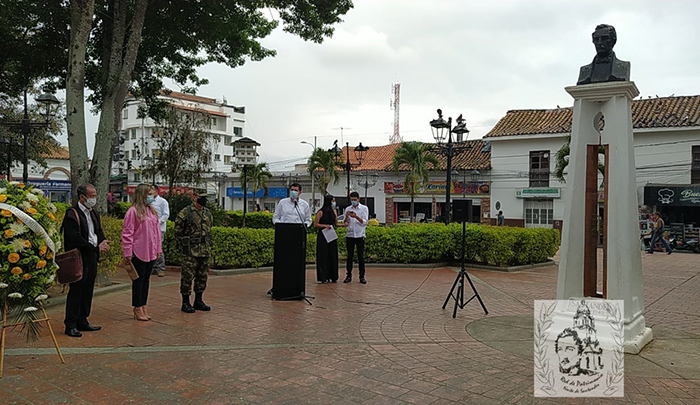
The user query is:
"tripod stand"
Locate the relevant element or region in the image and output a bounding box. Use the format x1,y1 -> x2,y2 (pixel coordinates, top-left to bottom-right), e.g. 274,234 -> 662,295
442,220 -> 488,318
277,291 -> 315,306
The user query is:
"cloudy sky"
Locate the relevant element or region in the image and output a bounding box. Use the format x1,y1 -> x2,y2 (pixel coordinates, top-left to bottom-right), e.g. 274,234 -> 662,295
81,0 -> 700,171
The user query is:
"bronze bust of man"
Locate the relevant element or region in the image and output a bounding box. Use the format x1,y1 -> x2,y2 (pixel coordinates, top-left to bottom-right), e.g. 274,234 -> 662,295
577,24 -> 630,85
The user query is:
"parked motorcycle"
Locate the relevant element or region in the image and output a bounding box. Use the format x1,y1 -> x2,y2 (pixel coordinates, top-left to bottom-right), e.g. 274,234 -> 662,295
669,235 -> 700,253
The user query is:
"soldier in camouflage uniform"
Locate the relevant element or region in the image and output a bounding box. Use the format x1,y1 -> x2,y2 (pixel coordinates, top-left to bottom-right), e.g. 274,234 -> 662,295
175,193 -> 213,313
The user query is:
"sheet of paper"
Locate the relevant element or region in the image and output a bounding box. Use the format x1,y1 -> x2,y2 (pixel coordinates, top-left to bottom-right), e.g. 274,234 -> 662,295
322,227 -> 338,243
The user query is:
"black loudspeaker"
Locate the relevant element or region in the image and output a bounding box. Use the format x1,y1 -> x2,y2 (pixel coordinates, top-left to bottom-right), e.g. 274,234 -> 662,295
453,199 -> 472,223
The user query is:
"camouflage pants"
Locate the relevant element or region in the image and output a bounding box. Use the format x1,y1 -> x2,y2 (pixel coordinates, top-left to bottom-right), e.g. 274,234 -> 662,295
180,256 -> 209,295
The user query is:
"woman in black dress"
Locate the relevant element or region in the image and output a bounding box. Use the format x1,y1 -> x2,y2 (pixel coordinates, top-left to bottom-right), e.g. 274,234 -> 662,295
314,194 -> 339,283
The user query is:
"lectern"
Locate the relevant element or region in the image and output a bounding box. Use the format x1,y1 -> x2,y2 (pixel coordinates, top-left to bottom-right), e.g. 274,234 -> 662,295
272,223 -> 307,300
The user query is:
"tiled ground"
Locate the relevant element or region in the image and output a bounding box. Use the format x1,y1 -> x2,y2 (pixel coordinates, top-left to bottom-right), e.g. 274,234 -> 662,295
0,250 -> 698,404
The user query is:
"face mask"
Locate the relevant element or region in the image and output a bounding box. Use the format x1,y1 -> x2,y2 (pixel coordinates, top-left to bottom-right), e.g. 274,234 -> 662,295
290,190 -> 299,200
351,200 -> 359,207
331,202 -> 336,209
196,197 -> 207,206
146,196 -> 155,205
84,197 -> 97,208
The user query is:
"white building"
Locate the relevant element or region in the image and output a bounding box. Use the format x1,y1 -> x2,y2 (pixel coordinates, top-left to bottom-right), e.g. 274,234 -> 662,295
485,95 -> 700,237
5,144 -> 72,203
115,91 -> 246,197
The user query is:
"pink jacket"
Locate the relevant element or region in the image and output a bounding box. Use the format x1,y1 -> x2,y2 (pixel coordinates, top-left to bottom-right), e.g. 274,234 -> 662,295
122,206 -> 163,262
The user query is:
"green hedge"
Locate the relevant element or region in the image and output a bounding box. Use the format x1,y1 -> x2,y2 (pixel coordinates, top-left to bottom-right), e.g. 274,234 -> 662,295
221,211 -> 274,228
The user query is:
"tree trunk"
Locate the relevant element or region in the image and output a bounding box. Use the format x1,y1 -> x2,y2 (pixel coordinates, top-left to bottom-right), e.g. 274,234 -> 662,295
66,0 -> 95,199
90,0 -> 149,212
410,193 -> 415,223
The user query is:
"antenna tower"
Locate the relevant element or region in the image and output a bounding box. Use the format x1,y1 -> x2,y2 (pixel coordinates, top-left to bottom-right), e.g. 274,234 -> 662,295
389,82 -> 402,144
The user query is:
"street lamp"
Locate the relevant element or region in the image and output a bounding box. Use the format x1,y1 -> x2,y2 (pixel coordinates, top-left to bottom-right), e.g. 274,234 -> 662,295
301,136 -> 317,211
354,172 -> 379,206
430,109 -> 470,224
1,90 -> 61,183
329,140 -> 369,204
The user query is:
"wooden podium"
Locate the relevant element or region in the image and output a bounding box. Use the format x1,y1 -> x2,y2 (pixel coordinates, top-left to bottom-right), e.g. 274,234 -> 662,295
272,223 -> 307,300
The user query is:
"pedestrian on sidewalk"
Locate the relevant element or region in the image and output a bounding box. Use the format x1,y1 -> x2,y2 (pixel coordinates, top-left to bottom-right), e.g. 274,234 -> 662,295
150,184 -> 169,277
497,211 -> 505,226
61,183 -> 111,337
175,193 -> 214,313
647,213 -> 672,255
314,194 -> 339,283
343,191 -> 369,284
121,184 -> 163,321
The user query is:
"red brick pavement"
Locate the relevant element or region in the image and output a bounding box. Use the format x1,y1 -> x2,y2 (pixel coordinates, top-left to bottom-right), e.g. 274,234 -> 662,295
0,251 -> 698,404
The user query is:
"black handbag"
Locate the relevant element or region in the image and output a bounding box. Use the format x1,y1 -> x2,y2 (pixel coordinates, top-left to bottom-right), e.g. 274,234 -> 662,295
56,208 -> 84,284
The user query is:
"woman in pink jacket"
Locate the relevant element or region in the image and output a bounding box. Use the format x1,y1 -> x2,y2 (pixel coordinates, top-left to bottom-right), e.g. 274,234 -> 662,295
122,183 -> 163,321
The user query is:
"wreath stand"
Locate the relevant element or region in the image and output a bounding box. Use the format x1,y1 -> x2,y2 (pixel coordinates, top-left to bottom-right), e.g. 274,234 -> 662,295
0,301 -> 65,378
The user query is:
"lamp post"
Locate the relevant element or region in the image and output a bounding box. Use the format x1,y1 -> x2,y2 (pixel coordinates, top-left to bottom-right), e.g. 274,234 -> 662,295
1,90 -> 60,183
354,172 -> 379,206
301,136 -> 317,211
329,140 -> 369,204
233,137 -> 261,228
430,109 -> 470,225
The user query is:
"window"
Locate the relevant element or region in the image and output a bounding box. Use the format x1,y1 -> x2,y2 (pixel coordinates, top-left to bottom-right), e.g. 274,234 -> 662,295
131,129 -> 137,139
224,136 -> 232,146
529,150 -> 550,187
224,155 -> 232,165
124,151 -> 130,160
234,127 -> 243,137
211,117 -> 217,128
133,172 -> 140,182
215,154 -> 221,161
264,202 -> 275,213
524,199 -> 554,229
122,108 -> 128,120
692,145 -> 700,184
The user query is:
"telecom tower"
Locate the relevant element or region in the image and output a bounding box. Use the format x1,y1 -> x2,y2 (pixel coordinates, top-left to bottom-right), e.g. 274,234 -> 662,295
389,82 -> 402,144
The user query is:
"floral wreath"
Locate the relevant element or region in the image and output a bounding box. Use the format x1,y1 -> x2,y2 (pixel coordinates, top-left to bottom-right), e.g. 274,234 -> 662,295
0,180 -> 61,342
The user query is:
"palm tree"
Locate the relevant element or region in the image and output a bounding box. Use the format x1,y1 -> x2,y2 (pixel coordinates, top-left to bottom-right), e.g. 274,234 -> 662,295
392,142 -> 438,222
307,148 -> 340,194
241,162 -> 273,207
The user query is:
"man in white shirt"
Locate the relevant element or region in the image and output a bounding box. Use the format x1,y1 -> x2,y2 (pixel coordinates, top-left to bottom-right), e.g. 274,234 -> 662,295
343,191 -> 369,284
150,184 -> 170,276
272,183 -> 312,227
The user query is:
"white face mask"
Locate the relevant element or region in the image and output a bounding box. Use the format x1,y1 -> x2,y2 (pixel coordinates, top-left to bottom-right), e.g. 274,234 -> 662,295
331,202 -> 336,209
84,197 -> 97,208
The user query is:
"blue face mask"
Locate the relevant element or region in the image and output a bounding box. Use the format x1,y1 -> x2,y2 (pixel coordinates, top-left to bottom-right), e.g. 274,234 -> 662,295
351,200 -> 359,207
146,195 -> 155,205
290,190 -> 299,199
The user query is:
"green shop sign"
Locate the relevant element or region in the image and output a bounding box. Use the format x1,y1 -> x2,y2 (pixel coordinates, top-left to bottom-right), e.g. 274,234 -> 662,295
515,188 -> 561,198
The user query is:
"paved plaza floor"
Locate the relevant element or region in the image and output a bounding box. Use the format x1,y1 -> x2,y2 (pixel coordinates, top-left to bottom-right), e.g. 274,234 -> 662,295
1,251 -> 699,404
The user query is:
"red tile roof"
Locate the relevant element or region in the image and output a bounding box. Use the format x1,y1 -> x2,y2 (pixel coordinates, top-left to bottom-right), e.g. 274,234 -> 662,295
341,139 -> 491,172
164,91 -> 218,105
485,95 -> 700,138
172,104 -> 228,117
41,144 -> 69,160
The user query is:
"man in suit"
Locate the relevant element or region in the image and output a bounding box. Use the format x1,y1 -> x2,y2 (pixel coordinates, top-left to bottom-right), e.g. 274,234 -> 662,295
577,24 -> 630,85
62,184 -> 111,337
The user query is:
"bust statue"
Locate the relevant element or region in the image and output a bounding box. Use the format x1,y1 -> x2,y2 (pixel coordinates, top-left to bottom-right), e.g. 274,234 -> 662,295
577,24 -> 630,85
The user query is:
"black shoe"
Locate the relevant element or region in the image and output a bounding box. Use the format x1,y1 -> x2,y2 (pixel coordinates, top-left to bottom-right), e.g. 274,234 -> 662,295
77,324 -> 102,332
65,327 -> 82,338
181,295 -> 195,313
667,250 -> 673,255
360,278 -> 367,284
343,276 -> 352,283
267,288 -> 273,295
193,293 -> 211,311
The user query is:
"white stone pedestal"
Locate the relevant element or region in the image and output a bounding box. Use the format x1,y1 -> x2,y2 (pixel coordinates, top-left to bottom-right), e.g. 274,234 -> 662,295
556,81 -> 653,354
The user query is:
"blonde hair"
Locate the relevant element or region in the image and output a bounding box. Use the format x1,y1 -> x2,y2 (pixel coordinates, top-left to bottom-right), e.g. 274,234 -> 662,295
133,183 -> 156,222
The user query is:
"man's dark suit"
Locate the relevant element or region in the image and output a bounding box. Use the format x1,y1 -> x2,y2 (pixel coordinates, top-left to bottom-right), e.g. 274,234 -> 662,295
61,205 -> 106,330
577,52 -> 630,85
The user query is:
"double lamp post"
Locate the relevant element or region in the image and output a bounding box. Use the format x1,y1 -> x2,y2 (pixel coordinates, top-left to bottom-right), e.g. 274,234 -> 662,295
1,89 -> 61,183
429,109 -> 470,225
329,140 -> 369,204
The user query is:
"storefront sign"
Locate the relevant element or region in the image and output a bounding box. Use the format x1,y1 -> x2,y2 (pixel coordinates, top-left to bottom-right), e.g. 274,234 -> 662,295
516,188 -> 561,198
26,180 -> 72,191
644,185 -> 700,207
383,181 -> 490,195
226,187 -> 288,198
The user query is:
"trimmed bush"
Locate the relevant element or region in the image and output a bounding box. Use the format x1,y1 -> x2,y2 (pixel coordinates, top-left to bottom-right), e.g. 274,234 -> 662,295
221,211 -> 274,229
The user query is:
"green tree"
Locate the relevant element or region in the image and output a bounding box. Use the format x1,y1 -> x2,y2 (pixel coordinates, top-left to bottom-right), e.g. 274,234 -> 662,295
391,142 -> 438,222
145,106 -> 219,199
241,162 -> 273,207
307,148 -> 340,194
554,134 -> 605,183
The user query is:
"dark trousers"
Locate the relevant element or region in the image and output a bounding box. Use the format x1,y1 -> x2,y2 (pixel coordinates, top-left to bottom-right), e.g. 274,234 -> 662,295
132,256 -> 155,307
346,237 -> 365,278
648,232 -> 672,253
316,234 -> 338,282
64,251 -> 98,329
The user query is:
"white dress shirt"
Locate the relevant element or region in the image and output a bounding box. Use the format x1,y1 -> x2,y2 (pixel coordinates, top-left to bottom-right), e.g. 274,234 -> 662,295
78,202 -> 98,247
151,195 -> 170,234
344,203 -> 369,238
272,197 -> 312,227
